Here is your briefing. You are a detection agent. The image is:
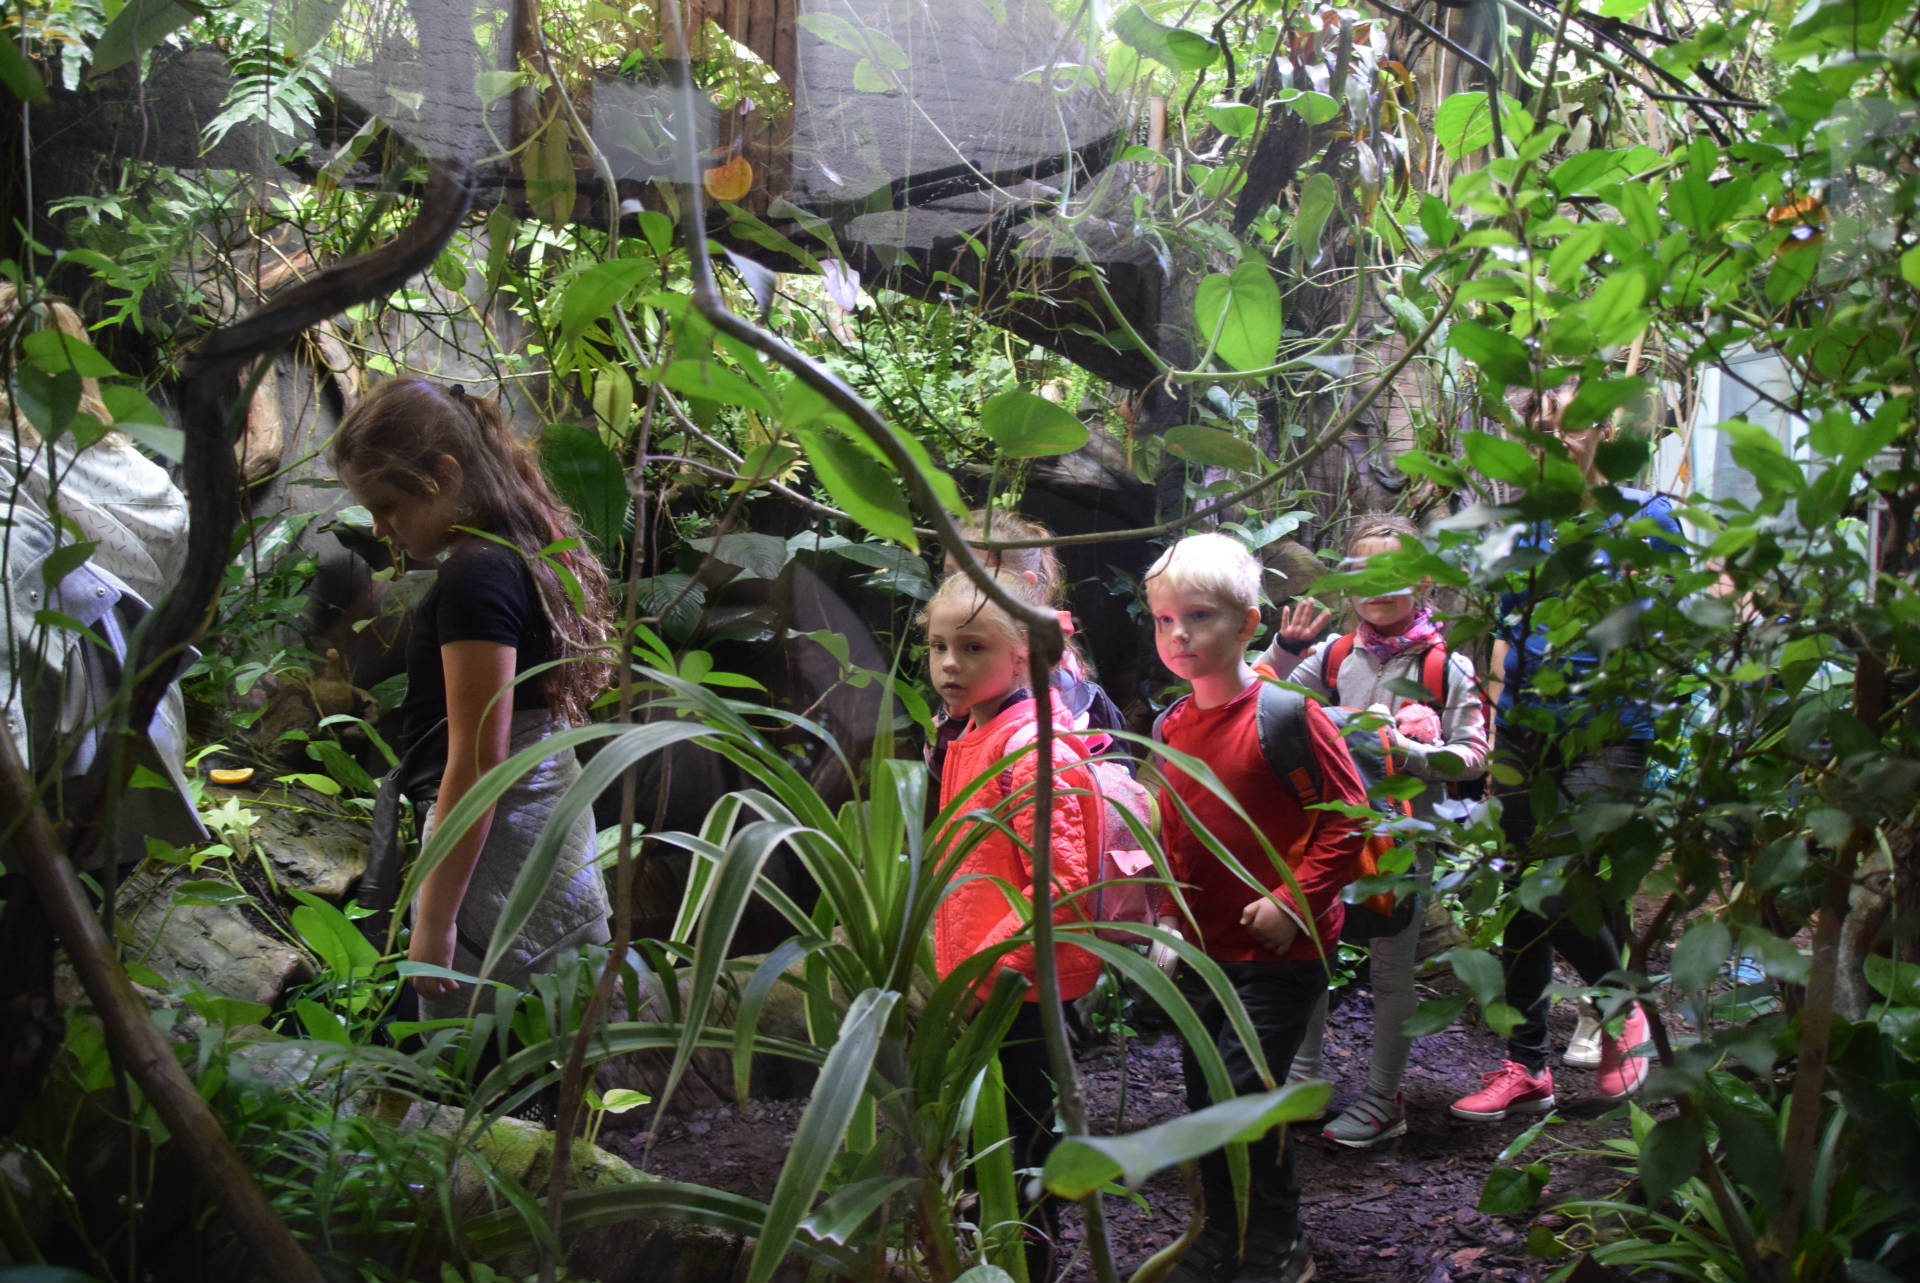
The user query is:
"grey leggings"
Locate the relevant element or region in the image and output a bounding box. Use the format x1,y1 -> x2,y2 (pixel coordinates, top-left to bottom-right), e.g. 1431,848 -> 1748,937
1293,892 -> 1422,1100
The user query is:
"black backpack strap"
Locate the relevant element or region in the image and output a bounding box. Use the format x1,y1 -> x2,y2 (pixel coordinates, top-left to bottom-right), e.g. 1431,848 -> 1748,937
1254,681 -> 1325,809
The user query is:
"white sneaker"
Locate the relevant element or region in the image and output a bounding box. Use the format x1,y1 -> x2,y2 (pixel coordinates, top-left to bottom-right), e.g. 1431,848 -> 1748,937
1564,1001 -> 1603,1069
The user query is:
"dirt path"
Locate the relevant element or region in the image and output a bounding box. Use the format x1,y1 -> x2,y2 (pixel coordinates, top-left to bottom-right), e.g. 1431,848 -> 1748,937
625,967 -> 1654,1281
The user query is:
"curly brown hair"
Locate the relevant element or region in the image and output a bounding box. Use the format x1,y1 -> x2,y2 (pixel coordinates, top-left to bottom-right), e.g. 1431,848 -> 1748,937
330,377 -> 615,725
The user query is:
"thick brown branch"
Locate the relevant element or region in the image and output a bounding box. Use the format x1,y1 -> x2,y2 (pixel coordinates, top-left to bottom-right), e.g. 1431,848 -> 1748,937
0,734 -> 324,1282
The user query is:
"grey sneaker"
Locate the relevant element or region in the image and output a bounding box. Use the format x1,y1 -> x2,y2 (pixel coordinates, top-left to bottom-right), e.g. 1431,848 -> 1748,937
1565,1000 -> 1604,1069
1321,1091 -> 1407,1149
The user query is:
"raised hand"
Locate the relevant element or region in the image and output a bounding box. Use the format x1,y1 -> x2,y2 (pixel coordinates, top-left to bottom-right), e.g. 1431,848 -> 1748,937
1274,599 -> 1333,653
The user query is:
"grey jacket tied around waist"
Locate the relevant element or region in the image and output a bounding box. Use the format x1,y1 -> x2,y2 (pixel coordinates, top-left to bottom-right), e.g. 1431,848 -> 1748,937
366,710 -> 611,1021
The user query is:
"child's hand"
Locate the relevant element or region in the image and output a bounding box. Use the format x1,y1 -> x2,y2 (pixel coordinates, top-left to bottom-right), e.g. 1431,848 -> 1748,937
1148,915 -> 1185,977
1241,896 -> 1300,956
1273,601 -> 1333,654
408,915 -> 460,999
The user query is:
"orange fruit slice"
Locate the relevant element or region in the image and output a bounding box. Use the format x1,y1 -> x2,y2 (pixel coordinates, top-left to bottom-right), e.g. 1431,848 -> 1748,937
209,767 -> 255,785
703,154 -> 753,203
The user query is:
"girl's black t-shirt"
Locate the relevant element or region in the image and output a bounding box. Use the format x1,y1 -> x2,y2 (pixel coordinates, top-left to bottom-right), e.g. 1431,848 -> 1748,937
398,537 -> 553,752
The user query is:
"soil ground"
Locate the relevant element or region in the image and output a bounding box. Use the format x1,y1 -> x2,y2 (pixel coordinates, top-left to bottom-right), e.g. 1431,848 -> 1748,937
621,963 -> 1672,1282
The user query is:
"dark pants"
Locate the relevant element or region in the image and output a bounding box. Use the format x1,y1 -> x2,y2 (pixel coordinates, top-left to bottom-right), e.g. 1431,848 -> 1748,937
1497,742 -> 1647,1072
1001,1003 -> 1061,1278
1178,959 -> 1326,1244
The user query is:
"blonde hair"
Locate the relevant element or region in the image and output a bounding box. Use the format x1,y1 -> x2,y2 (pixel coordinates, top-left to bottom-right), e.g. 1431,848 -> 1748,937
951,508 -> 1063,604
920,569 -> 1033,654
1143,532 -> 1262,614
331,377 -> 615,725
1343,513 -> 1421,560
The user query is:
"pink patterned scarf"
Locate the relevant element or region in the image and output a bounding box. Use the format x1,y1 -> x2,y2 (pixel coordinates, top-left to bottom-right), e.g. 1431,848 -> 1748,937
1357,602 -> 1442,665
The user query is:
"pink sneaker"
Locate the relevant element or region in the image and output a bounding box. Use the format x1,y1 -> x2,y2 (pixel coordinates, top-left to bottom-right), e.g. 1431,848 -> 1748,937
1450,1060 -> 1556,1120
1596,1002 -> 1652,1101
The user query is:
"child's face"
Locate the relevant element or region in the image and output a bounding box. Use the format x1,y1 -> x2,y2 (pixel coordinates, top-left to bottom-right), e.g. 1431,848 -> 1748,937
926,598 -> 1028,726
1149,584 -> 1258,685
346,460 -> 465,561
1348,536 -> 1420,632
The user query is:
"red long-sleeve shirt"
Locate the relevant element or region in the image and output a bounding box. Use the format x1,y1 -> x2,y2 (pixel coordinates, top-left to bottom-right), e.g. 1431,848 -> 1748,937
1156,678 -> 1368,962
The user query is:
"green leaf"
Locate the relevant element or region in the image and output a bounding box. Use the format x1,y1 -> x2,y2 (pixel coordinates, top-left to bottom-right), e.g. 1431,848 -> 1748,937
1434,91 -> 1503,156
540,422 -> 629,555
1193,259 -> 1281,372
1288,173 -> 1337,268
1449,322 -> 1533,384
657,358 -> 773,416
979,388 -> 1090,458
39,540 -> 98,591
21,329 -> 118,377
1900,246 -> 1920,290
1549,149 -> 1632,196
1205,102 -> 1257,138
1449,946 -> 1504,1011
1671,918 -> 1732,993
90,1 -> 196,76
1461,431 -> 1535,485
1400,994 -> 1470,1038
1042,1079 -> 1328,1199
1477,1163 -> 1548,1214
747,988 -> 898,1283
290,889 -> 382,978
1864,955 -> 1920,1008
852,59 -> 892,92
0,27 -> 49,104
1164,424 -> 1258,471
690,532 -> 792,581
1112,5 -> 1219,71
1637,1114 -> 1704,1205
172,880 -> 254,907
1570,802 -> 1637,845
559,259 -> 654,351
796,429 -> 916,549
1282,90 -> 1340,126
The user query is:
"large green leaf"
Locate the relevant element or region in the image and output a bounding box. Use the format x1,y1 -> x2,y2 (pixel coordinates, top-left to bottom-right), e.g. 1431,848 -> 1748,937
657,358 -> 774,416
0,27 -> 48,104
979,388 -> 1090,458
1287,173 -> 1337,269
1193,260 -> 1281,372
747,987 -> 898,1282
1461,431 -> 1536,485
1112,5 -> 1218,71
1041,1078 -> 1329,1199
90,1 -> 196,75
559,259 -> 655,350
1165,424 -> 1259,471
540,422 -> 628,556
1637,1113 -> 1704,1206
1433,90 -> 1521,157
1449,322 -> 1534,384
1670,919 -> 1732,993
796,429 -> 917,549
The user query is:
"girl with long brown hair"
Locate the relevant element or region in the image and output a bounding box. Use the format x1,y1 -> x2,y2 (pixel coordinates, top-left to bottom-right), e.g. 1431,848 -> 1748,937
332,376 -> 614,1020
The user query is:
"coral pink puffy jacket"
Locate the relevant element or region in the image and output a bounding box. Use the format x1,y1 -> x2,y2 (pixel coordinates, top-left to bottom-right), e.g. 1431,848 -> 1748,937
934,698 -> 1101,1002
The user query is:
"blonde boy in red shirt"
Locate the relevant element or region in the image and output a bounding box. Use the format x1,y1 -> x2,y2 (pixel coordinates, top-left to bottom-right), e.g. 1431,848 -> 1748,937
1146,532 -> 1368,1283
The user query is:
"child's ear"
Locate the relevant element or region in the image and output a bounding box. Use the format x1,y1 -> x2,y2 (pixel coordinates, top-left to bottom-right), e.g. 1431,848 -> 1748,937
1238,605 -> 1261,644
1019,569 -> 1040,590
430,452 -> 464,493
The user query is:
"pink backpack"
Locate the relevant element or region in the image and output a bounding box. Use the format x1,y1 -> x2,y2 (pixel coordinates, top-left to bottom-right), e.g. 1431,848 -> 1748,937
1002,725 -> 1161,943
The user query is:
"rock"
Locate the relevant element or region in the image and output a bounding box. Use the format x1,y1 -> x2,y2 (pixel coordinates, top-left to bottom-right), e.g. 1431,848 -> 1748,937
236,787 -> 370,901
110,864 -> 312,1008
1261,538 -> 1328,606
